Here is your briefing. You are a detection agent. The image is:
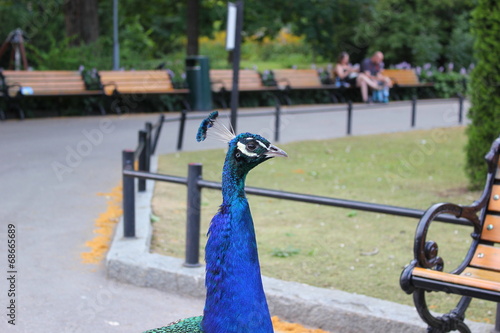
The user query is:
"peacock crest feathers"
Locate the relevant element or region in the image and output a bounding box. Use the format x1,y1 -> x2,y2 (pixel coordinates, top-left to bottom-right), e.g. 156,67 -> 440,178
196,111 -> 235,144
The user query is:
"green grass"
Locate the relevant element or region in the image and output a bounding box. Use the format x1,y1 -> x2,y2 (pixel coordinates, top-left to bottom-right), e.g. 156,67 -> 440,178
150,127 -> 497,325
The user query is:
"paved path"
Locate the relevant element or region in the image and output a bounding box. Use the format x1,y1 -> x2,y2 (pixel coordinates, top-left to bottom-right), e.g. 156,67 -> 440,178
0,99 -> 469,332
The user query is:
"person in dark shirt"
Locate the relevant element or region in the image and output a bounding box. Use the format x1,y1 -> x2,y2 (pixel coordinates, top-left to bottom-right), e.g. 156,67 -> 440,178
361,51 -> 393,87
361,51 -> 393,102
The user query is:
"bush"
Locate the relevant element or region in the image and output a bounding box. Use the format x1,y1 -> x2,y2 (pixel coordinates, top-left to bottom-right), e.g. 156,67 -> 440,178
465,0 -> 500,189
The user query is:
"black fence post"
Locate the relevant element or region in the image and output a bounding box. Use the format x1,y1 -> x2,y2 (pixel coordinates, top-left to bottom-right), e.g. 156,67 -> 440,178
184,163 -> 202,267
177,109 -> 187,151
138,130 -> 147,192
145,122 -> 152,173
151,114 -> 165,155
411,96 -> 417,128
458,94 -> 464,124
122,150 -> 136,238
274,103 -> 281,142
347,100 -> 353,135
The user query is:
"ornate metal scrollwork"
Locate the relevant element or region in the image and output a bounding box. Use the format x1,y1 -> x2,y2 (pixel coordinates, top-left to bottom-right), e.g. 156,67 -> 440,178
400,134 -> 500,332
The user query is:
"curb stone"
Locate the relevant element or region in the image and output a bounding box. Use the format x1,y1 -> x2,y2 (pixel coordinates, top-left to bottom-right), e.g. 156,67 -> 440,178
106,157 -> 493,333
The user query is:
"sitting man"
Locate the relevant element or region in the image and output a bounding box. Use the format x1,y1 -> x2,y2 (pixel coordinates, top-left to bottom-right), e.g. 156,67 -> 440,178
360,51 -> 393,103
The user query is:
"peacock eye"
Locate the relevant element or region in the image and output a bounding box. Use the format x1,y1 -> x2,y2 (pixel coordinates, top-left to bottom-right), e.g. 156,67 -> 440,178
246,142 -> 257,151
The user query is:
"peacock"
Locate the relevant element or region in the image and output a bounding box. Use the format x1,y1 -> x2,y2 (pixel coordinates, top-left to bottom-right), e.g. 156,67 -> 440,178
143,111 -> 288,333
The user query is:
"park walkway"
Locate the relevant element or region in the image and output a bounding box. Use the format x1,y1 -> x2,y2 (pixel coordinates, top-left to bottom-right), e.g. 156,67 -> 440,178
0,99 -> 469,333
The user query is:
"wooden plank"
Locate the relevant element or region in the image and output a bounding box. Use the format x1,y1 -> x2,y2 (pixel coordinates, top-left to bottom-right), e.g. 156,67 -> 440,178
489,185 -> 500,212
99,70 -> 176,95
481,215 -> 500,243
470,244 -> 500,271
210,69 -> 265,92
380,69 -> 425,86
412,266 -> 500,292
273,69 -> 321,88
2,70 -> 94,96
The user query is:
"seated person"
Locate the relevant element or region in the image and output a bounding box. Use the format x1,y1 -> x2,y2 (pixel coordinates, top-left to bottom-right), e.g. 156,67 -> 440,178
334,52 -> 382,103
360,51 -> 393,102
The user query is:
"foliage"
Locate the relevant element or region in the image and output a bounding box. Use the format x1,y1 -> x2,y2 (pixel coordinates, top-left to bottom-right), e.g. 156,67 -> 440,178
465,0 -> 500,189
0,0 -> 477,72
352,0 -> 475,66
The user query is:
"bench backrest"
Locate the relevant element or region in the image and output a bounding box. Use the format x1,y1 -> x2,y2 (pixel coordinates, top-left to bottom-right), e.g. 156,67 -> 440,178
272,69 -> 322,89
381,69 -> 421,86
472,155 -> 500,272
98,70 -> 175,95
1,70 -> 89,97
210,69 -> 263,92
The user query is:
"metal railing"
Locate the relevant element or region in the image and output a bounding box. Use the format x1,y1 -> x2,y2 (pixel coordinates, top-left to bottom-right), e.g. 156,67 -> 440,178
170,96 -> 466,150
121,114 -> 164,237
122,162 -> 471,267
121,96 -> 467,260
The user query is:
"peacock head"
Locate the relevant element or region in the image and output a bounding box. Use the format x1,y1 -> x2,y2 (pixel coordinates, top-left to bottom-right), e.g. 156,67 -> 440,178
197,111 -> 287,174
228,132 -> 287,173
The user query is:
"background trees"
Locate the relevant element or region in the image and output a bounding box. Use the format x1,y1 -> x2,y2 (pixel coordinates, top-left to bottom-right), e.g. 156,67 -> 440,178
465,0 -> 500,189
0,0 -> 476,70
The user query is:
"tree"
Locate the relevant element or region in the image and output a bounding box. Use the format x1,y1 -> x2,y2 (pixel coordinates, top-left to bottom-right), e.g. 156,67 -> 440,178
465,0 -> 500,189
351,0 -> 474,66
187,0 -> 200,56
63,0 -> 99,45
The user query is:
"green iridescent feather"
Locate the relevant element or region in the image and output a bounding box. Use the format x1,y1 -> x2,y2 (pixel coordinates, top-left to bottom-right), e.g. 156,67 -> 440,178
143,316 -> 203,333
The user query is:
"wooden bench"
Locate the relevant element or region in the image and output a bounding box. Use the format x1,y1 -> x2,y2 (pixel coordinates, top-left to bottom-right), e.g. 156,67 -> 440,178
381,69 -> 433,88
272,69 -> 341,104
98,70 -> 189,113
400,135 -> 500,332
380,69 -> 434,100
0,70 -> 102,119
209,69 -> 280,108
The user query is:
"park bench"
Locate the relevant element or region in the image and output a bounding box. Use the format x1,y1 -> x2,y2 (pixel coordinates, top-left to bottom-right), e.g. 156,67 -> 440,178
209,69 -> 280,108
0,70 -> 103,119
400,135 -> 500,332
98,70 -> 189,113
381,69 -> 434,100
272,69 -> 341,104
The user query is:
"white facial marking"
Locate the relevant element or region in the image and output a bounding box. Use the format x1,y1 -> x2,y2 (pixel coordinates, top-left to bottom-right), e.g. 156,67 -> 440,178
256,140 -> 268,149
237,141 -> 258,157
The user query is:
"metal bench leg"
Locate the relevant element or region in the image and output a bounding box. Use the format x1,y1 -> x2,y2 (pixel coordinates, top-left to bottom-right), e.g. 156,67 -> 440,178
413,289 -> 472,333
494,303 -> 500,333
13,104 -> 24,120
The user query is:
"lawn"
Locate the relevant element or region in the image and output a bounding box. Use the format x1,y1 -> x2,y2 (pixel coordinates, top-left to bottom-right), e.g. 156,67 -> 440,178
150,126 -> 497,324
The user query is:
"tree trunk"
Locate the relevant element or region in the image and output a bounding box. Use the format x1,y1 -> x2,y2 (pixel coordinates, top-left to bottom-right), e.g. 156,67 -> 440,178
64,0 -> 99,46
186,0 -> 199,56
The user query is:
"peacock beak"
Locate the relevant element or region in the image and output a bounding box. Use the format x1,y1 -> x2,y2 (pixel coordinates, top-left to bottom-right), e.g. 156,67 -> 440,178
265,145 -> 288,158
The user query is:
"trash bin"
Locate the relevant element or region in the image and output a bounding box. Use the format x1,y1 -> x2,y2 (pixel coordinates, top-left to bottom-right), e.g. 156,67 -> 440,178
185,55 -> 212,111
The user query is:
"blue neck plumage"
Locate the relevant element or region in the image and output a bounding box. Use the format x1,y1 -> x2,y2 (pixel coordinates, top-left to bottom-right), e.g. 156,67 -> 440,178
202,155 -> 273,333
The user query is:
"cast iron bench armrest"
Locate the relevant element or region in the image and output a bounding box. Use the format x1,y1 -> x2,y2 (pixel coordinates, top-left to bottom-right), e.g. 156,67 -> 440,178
400,135 -> 500,333
400,202 -> 481,294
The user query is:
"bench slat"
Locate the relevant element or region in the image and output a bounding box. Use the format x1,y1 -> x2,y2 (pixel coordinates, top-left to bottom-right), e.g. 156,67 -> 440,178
273,69 -> 322,89
1,70 -> 95,97
412,266 -> 500,292
380,69 -> 432,87
98,70 -> 177,96
489,185 -> 500,212
210,69 -> 264,92
470,244 -> 500,271
481,215 -> 500,243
